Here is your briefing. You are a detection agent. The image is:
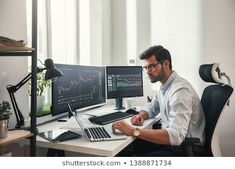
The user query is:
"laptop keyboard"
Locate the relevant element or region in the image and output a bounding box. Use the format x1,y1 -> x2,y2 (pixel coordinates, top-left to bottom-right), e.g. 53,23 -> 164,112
84,127 -> 111,140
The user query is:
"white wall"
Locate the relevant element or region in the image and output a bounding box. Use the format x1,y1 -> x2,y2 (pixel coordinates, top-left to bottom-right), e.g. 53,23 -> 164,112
0,0 -> 29,129
151,0 -> 203,93
150,0 -> 235,156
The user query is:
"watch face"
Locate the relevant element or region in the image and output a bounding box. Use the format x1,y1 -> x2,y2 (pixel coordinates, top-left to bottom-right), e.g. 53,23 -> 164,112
134,128 -> 140,137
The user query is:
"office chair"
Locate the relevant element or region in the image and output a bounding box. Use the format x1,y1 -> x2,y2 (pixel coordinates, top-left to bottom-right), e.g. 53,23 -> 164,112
181,63 -> 233,156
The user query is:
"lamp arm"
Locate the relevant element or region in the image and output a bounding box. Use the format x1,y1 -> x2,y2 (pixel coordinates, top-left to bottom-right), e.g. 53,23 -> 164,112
7,67 -> 44,92
6,72 -> 33,128
8,91 -> 25,128
6,67 -> 44,128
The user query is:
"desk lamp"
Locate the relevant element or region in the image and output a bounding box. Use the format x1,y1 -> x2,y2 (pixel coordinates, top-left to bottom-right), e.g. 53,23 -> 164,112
6,59 -> 63,128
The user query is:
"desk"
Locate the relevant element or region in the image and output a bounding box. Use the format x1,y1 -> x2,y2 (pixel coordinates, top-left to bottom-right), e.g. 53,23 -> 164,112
36,105 -> 160,156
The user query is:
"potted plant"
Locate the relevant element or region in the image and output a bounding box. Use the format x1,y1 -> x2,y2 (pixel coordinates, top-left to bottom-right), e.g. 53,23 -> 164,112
0,101 -> 12,138
29,71 -> 51,113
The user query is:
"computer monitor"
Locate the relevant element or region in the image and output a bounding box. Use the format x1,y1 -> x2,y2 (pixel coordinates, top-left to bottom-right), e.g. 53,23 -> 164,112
106,66 -> 143,110
52,64 -> 106,116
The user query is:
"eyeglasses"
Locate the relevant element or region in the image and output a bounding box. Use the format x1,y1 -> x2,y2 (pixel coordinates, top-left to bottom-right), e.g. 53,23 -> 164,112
142,60 -> 164,73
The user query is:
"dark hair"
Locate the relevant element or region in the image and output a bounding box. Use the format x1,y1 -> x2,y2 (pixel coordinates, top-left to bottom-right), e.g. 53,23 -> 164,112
139,45 -> 172,70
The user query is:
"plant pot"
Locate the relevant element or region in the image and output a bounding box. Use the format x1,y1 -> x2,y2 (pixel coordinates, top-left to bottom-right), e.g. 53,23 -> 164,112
0,119 -> 8,139
37,95 -> 45,113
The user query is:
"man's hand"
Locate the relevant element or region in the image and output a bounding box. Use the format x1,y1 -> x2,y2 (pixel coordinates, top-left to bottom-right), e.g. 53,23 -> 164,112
112,120 -> 134,136
131,114 -> 144,126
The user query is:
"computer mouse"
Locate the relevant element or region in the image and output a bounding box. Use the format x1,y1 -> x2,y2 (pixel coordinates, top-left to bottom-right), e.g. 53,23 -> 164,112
113,129 -> 125,135
126,108 -> 139,115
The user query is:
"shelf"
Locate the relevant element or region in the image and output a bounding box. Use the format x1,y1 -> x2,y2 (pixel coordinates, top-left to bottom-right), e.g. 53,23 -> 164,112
0,0 -> 38,156
0,130 -> 32,147
0,46 -> 34,56
0,46 -> 34,51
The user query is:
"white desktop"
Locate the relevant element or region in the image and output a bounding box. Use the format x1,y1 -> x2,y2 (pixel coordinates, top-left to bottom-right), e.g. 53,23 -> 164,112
36,105 -> 160,156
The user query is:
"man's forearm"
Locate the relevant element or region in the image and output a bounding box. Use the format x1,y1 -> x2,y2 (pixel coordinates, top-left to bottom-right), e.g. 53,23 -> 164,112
136,128 -> 171,145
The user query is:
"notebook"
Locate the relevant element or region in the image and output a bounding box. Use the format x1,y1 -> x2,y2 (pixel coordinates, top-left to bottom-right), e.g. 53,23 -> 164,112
68,104 -> 127,142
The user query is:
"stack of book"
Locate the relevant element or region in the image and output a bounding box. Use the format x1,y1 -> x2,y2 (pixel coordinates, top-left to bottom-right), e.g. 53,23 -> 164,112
0,36 -> 26,47
0,36 -> 33,51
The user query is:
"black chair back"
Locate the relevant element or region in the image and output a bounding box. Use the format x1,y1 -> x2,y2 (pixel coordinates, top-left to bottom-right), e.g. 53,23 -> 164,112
199,64 -> 233,156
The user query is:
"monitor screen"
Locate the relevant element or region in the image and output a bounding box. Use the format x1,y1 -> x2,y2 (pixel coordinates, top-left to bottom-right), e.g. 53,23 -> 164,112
52,64 -> 106,116
106,66 -> 143,99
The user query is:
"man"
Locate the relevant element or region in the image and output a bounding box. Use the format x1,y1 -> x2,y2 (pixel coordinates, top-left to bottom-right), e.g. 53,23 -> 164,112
112,45 -> 205,156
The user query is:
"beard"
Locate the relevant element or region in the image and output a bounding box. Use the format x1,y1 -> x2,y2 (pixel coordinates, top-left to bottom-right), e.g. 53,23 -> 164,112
149,67 -> 165,83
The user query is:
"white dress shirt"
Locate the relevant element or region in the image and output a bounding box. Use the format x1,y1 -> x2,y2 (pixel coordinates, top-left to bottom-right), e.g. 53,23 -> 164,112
143,71 -> 205,145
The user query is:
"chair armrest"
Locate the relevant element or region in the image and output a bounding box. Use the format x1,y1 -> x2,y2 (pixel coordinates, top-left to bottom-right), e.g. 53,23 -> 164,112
181,137 -> 200,145
181,137 -> 201,156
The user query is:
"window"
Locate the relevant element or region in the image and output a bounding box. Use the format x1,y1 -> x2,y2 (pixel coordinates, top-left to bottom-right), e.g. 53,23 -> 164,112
27,0 -> 78,65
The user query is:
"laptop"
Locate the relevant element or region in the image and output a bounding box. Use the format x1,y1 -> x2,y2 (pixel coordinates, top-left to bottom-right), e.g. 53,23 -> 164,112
68,104 -> 127,142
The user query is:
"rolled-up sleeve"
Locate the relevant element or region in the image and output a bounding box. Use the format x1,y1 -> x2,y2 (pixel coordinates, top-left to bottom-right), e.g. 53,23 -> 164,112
165,88 -> 193,145
142,95 -> 160,118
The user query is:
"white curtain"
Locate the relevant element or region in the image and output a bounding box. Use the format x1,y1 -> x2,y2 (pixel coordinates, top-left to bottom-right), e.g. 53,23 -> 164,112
38,0 -> 78,64
28,0 -> 100,65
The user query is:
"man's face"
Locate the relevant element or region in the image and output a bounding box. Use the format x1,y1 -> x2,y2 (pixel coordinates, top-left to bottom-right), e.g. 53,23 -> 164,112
143,55 -> 165,83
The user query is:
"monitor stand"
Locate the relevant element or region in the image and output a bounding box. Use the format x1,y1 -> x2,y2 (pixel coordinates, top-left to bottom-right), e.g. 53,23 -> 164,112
115,98 -> 125,110
57,110 -> 73,122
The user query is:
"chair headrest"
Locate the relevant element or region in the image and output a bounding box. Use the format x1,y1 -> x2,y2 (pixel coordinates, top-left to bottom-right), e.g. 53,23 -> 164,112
199,63 -> 224,84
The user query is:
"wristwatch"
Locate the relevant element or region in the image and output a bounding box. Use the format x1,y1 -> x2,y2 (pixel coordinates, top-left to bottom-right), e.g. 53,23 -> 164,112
133,127 -> 141,137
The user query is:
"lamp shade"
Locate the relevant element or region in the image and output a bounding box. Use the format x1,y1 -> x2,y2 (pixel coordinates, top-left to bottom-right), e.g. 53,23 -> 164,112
44,59 -> 63,80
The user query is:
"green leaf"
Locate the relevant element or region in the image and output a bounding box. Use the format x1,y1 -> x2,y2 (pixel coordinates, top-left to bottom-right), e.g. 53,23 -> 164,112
0,101 -> 12,120
28,70 -> 51,96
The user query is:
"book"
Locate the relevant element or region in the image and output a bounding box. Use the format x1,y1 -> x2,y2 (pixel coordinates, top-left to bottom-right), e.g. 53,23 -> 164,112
0,36 -> 26,47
